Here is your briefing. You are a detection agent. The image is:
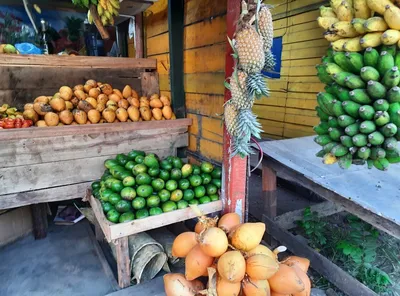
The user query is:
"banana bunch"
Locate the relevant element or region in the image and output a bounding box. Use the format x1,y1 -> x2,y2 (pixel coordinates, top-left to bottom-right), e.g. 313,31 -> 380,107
318,0 -> 400,52
0,104 -> 23,119
93,0 -> 120,26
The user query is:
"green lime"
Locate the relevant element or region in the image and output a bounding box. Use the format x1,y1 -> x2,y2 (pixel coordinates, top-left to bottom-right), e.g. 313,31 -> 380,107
170,189 -> 183,202
147,153 -> 158,159
211,167 -> 222,179
189,175 -> 202,187
93,189 -> 101,199
189,199 -> 199,205
199,196 -> 211,204
136,173 -> 152,185
119,171 -> 132,180
166,156 -> 174,163
120,187 -> 136,201
181,164 -> 193,178
107,209 -> 120,223
116,154 -> 129,166
136,209 -> 149,219
165,180 -> 178,191
206,184 -> 218,195
183,189 -> 195,201
108,193 -> 121,205
100,189 -> 113,202
170,168 -> 182,180
111,167 -> 129,180
149,207 -> 163,216
101,172 -> 112,182
105,178 -> 119,189
147,195 -> 160,208
172,157 -> 183,169
111,181 -> 124,193
133,164 -> 147,176
104,159 -> 119,169
158,189 -> 171,202
101,202 -> 114,213
210,194 -> 219,201
132,197 -> 146,210
160,159 -> 172,170
135,155 -> 145,164
201,162 -> 214,173
91,181 -> 101,191
192,165 -> 201,175
212,179 -> 221,189
151,178 -> 165,191
159,170 -> 170,181
125,161 -> 136,171
200,173 -> 212,185
148,167 -> 160,177
136,185 -> 153,198
194,186 -> 206,198
144,155 -> 159,168
115,200 -> 132,213
127,150 -> 145,161
178,179 -> 190,190
119,211 -> 135,223
162,201 -> 177,212
122,176 -> 135,187
177,200 -> 189,209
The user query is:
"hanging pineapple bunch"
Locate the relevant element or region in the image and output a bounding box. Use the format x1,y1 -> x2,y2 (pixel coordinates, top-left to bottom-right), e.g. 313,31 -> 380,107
224,1 -> 273,157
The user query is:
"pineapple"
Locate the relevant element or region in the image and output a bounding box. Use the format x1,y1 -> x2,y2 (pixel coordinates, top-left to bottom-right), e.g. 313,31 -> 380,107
224,101 -> 240,137
263,50 -> 276,71
258,5 -> 274,52
235,23 -> 265,74
247,72 -> 270,99
230,69 -> 254,109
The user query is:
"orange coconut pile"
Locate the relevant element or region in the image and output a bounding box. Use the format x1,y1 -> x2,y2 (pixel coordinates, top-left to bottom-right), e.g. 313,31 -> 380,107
164,212 -> 312,296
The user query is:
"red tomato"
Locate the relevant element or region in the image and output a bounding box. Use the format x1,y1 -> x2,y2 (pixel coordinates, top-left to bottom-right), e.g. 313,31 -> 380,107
23,119 -> 33,127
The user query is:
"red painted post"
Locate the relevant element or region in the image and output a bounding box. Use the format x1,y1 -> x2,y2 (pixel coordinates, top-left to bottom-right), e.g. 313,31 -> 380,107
222,0 -> 248,222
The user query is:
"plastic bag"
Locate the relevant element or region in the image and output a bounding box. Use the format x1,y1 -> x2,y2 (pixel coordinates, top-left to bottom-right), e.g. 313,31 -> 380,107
15,43 -> 42,55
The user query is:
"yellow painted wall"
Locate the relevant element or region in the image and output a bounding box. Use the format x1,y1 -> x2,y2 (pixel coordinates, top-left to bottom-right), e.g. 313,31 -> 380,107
144,0 -> 326,161
144,0 -> 226,163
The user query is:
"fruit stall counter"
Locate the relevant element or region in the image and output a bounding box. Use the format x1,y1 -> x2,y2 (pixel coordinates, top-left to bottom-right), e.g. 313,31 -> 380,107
257,136 -> 400,296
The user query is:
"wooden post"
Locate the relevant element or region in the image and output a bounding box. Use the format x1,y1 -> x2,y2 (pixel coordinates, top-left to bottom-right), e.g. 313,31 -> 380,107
262,165 -> 277,218
31,203 -> 48,239
135,13 -> 144,59
115,236 -> 131,288
222,0 -> 247,221
89,4 -> 110,40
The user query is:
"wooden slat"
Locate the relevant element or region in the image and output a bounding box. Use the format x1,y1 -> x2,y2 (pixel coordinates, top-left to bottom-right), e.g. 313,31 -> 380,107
147,32 -> 170,56
184,73 -> 225,95
185,93 -> 224,117
184,15 -> 226,50
187,113 -> 199,135
255,91 -> 287,107
284,108 -> 319,126
0,55 -> 156,69
253,105 -> 286,122
0,129 -> 188,168
283,124 -> 315,138
144,0 -> 168,38
141,72 -> 160,97
201,116 -> 223,144
188,134 -> 197,152
282,45 -> 327,60
0,118 -> 192,141
159,73 -> 171,91
89,195 -> 222,241
184,0 -> 226,25
184,43 -> 225,73
0,182 -> 91,210
199,138 -> 223,162
152,53 -> 170,75
259,119 -> 285,137
288,82 -> 324,93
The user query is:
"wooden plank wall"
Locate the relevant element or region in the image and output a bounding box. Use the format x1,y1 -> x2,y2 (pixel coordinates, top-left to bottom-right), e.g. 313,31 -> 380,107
144,0 -> 226,163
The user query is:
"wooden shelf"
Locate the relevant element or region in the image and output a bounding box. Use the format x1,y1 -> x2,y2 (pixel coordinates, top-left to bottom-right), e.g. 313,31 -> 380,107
89,194 -> 222,242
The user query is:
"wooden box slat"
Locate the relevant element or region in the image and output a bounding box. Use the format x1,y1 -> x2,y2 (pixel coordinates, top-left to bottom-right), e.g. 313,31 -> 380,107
89,194 -> 222,242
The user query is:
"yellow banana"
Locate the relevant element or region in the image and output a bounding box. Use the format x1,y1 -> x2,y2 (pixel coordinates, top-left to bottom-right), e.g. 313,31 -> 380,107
100,0 -> 108,11
330,0 -> 342,11
336,0 -> 354,21
360,32 -> 383,48
351,18 -> 367,34
106,1 -> 113,14
331,38 -> 350,51
384,5 -> 400,30
104,10 -> 112,20
364,17 -> 389,32
317,17 -> 339,30
110,0 -> 120,10
353,0 -> 371,19
381,29 -> 400,45
109,17 -> 115,26
97,4 -> 104,16
367,0 -> 393,15
324,31 -> 342,42
320,6 -> 337,18
343,36 -> 363,52
101,15 -> 108,26
0,104 -> 8,113
331,21 -> 359,37
323,153 -> 338,165
111,7 -> 119,16
87,10 -> 93,24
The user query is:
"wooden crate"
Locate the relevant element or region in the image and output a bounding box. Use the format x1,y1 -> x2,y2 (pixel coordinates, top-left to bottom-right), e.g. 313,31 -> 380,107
89,194 -> 222,242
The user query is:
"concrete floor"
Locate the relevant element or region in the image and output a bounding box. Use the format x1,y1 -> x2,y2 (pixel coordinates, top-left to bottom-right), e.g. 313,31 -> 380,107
0,221 -> 115,296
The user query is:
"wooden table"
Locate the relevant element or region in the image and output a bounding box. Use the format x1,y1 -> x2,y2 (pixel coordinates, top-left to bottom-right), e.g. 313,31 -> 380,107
257,136 -> 400,296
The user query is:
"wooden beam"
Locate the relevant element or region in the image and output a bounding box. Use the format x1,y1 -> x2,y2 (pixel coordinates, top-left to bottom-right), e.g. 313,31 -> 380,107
263,215 -> 378,296
168,0 -> 186,118
115,237 -> 131,288
275,201 -> 344,230
222,0 -> 247,221
135,13 -> 144,58
31,204 -> 48,240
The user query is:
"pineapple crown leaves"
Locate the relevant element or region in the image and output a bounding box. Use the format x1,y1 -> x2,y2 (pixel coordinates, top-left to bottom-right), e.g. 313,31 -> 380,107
237,109 -> 263,140
227,36 -> 238,59
246,72 -> 270,99
263,49 -> 276,72
231,136 -> 255,158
